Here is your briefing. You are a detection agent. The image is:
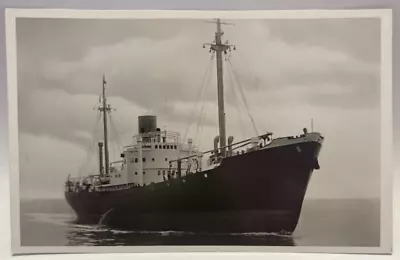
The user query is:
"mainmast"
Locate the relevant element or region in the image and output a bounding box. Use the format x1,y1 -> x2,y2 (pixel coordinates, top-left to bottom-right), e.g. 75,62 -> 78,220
204,18 -> 235,156
99,74 -> 111,175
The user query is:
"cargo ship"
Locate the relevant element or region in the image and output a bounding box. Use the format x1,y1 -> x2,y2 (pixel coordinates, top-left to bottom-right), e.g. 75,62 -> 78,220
64,19 -> 324,234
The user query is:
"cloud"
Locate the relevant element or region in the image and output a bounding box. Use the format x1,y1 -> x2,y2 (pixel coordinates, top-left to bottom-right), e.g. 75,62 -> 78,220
19,133 -> 89,199
265,18 -> 380,63
18,18 -> 379,113
224,24 -> 380,109
18,87 -> 148,149
16,18 -> 381,199
17,18 -> 379,145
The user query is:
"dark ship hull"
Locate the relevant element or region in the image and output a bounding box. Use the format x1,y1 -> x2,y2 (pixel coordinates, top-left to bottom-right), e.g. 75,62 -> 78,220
65,136 -> 322,234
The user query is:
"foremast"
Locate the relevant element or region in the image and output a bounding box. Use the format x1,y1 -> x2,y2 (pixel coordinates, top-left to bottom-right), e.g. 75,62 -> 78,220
204,19 -> 236,157
99,74 -> 111,176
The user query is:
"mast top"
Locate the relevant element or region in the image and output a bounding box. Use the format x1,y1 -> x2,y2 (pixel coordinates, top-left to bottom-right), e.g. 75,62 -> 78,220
203,19 -> 236,52
102,74 -> 106,92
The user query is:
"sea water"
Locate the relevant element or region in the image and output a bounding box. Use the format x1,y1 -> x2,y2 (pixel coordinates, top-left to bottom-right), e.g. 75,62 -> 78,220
19,198 -> 380,247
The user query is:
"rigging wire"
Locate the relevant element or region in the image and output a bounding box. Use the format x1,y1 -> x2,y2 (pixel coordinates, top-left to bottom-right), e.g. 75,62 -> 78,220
228,52 -> 268,134
176,53 -> 215,159
194,55 -> 215,150
225,59 -> 246,140
83,128 -> 102,175
250,76 -> 267,133
227,59 -> 259,137
110,136 -> 114,167
78,111 -> 102,178
108,112 -> 123,155
182,53 -> 215,144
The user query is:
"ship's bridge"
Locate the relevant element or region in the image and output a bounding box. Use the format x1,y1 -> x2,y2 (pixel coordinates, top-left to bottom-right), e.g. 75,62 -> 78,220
128,130 -> 181,149
108,115 -> 199,187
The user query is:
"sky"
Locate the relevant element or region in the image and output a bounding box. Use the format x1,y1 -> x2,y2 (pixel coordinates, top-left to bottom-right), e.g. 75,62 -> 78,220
15,17 -> 381,200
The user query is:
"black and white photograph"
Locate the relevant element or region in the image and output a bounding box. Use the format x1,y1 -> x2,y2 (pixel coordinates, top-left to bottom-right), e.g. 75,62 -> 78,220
6,9 -> 392,255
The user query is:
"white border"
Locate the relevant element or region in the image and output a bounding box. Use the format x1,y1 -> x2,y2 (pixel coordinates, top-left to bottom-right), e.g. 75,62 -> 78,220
5,8 -> 393,255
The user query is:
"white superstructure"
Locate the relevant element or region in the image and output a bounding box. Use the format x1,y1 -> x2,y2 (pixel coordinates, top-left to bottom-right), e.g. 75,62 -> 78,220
107,123 -> 198,186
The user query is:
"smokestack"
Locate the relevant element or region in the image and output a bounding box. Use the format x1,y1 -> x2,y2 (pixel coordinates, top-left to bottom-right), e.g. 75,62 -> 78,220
138,115 -> 157,134
98,142 -> 104,176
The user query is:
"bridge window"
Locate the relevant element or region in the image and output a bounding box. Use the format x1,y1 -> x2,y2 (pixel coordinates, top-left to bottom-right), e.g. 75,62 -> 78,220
163,145 -> 166,149
135,172 -> 137,175
134,158 -> 138,163
174,145 -> 177,149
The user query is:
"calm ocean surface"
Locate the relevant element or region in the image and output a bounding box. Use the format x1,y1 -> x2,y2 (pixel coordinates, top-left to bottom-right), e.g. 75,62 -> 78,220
20,198 -> 380,247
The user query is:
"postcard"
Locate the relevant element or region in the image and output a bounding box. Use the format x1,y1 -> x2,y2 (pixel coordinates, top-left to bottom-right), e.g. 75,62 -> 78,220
5,8 -> 393,255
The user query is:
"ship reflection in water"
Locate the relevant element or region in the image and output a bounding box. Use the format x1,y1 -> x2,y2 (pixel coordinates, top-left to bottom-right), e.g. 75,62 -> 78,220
20,198 -> 380,247
65,226 -> 295,246
20,211 -> 294,246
